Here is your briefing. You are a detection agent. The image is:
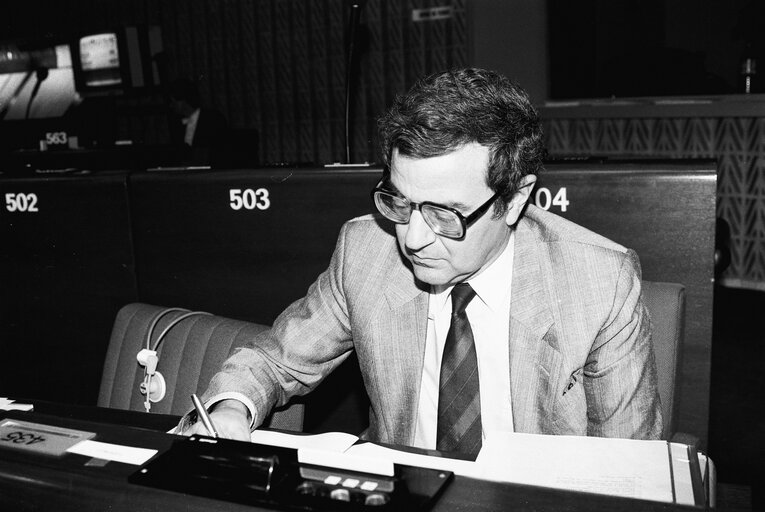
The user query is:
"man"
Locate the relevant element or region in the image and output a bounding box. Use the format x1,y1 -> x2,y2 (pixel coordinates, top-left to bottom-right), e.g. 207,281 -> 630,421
183,68 -> 662,454
167,78 -> 229,166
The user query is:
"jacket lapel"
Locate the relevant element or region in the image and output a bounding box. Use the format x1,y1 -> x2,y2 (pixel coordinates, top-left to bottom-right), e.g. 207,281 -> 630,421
375,253 -> 429,444
509,215 -> 556,433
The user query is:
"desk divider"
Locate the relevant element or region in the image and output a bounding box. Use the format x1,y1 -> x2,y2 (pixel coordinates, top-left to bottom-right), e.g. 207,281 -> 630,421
0,161 -> 715,449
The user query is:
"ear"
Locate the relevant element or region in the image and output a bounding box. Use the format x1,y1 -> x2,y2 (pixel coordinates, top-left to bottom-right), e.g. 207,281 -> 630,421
504,174 -> 538,226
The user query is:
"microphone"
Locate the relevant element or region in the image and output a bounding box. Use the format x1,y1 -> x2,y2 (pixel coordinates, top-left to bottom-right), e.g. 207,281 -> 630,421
343,1 -> 366,164
0,70 -> 34,121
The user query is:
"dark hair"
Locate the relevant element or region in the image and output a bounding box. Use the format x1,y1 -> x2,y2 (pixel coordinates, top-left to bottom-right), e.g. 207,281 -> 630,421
377,68 -> 544,216
167,78 -> 201,109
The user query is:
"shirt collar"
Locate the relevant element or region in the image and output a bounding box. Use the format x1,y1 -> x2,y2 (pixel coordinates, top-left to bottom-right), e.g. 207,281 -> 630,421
428,230 -> 515,317
182,108 -> 201,126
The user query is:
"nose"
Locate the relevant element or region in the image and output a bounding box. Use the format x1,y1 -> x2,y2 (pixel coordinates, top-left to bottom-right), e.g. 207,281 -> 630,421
404,210 -> 436,252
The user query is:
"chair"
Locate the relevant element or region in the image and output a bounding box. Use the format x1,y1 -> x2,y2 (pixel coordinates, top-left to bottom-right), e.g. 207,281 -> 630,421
642,281 -> 716,506
641,280 -> 685,442
97,303 -> 303,431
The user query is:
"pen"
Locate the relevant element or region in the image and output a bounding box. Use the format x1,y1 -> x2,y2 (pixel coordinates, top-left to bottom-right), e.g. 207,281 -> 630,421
191,393 -> 218,438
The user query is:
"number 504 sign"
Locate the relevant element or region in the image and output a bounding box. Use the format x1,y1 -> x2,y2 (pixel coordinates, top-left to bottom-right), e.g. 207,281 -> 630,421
533,187 -> 569,212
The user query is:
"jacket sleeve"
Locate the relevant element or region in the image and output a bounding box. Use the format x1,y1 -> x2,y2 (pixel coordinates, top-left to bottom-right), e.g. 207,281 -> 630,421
584,250 -> 663,439
200,221 -> 356,428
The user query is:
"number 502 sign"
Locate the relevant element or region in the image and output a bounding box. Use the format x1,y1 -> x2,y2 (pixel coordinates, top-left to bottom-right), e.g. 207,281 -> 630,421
5,193 -> 39,212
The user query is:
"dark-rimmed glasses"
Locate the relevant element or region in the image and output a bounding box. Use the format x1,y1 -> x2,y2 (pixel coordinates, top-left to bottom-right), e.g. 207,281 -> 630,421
371,186 -> 500,240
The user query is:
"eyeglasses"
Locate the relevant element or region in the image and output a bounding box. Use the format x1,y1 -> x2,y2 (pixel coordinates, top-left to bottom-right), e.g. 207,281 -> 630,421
371,186 -> 500,240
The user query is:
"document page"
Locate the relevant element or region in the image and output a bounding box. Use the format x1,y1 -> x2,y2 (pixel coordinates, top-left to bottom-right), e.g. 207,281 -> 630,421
670,442 -> 695,504
345,442 -> 481,477
249,430 -> 359,452
474,431 -> 675,503
0,397 -> 33,411
67,440 -> 157,466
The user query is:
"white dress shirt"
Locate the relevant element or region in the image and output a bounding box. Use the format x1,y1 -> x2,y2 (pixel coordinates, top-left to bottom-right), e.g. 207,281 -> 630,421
182,108 -> 201,146
413,232 -> 515,449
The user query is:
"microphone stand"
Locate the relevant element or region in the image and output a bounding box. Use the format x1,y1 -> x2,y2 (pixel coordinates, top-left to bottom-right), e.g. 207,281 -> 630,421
0,70 -> 34,121
343,2 -> 363,164
25,67 -> 49,120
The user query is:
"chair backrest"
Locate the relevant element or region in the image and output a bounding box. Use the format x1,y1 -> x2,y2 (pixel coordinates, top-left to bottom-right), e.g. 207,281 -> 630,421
98,303 -> 303,431
641,281 -> 685,440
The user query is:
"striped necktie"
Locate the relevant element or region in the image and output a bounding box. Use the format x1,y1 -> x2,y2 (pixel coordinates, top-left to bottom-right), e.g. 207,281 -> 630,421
436,282 -> 482,458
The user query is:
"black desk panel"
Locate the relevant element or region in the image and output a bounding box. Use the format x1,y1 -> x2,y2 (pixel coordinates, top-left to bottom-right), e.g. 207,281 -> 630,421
0,172 -> 139,404
129,167 -> 381,324
1,146 -> 193,175
0,161 -> 715,447
129,168 -> 382,432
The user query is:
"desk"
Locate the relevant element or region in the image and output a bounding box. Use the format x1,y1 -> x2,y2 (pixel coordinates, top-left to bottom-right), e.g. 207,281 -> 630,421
0,403 -> 699,512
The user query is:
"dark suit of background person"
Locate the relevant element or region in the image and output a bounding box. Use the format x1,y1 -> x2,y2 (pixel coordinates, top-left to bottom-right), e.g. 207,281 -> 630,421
167,78 -> 230,168
181,68 -> 663,451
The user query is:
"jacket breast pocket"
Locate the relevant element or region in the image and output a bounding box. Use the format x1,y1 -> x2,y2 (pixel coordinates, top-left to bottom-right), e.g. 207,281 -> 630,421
534,332 -> 566,426
551,367 -> 587,435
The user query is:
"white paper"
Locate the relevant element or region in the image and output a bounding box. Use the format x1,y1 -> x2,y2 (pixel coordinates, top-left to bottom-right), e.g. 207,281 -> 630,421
298,448 -> 395,476
0,397 -> 34,411
241,426 -> 698,505
66,440 -> 157,466
345,442 -> 481,478
249,430 -> 359,452
670,442 -> 697,505
474,431 -> 674,503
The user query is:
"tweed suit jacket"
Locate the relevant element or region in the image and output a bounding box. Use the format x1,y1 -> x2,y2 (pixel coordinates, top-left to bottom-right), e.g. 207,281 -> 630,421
203,204 -> 663,444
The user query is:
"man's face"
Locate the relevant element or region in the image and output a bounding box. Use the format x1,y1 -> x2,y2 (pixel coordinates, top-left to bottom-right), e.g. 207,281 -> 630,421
169,97 -> 192,118
389,143 -> 527,287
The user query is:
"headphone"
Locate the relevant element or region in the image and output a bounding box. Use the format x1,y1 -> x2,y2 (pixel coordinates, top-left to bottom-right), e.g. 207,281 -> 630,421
136,308 -> 212,412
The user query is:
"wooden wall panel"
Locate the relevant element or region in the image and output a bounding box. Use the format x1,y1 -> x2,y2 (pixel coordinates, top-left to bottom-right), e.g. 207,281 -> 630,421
544,113 -> 765,289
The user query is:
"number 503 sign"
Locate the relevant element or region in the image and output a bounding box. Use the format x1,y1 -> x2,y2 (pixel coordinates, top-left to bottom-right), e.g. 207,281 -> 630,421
533,187 -> 569,212
229,188 -> 270,211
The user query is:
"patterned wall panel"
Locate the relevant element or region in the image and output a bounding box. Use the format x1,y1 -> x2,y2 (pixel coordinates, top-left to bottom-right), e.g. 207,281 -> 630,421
544,115 -> 765,288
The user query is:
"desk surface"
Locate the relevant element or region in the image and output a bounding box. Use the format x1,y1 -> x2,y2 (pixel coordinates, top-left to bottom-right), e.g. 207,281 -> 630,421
0,403 -> 697,512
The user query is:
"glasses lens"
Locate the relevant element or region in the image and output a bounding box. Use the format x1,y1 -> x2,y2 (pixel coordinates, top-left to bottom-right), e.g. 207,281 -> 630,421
422,205 -> 464,239
374,191 -> 410,223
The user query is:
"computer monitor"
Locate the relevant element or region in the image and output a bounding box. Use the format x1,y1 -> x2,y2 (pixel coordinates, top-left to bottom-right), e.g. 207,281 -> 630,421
70,26 -> 163,96
76,32 -> 122,89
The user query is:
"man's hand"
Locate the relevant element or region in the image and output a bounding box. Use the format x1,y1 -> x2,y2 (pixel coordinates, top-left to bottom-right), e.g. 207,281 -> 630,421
183,399 -> 251,441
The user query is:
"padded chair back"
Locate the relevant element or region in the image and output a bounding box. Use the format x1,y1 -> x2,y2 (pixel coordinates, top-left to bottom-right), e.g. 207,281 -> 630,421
641,281 -> 685,440
98,303 -> 303,431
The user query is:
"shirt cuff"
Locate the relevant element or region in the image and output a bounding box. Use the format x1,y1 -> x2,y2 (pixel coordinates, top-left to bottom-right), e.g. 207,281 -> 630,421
172,392 -> 259,434
205,392 -> 259,430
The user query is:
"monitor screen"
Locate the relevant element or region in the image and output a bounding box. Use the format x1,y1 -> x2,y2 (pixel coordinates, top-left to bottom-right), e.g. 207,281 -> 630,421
78,33 -> 122,88
71,26 -> 163,96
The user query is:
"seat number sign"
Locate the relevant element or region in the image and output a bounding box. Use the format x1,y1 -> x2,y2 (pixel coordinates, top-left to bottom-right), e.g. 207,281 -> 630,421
0,419 -> 95,456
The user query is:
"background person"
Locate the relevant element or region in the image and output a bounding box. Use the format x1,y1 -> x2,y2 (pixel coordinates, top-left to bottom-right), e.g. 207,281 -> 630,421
167,77 -> 229,167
